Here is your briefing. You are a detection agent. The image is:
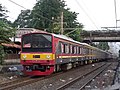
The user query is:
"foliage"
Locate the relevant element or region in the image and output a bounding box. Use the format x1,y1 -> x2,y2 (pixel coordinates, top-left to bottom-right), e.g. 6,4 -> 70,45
0,4 -> 16,43
0,21 -> 16,43
0,4 -> 8,18
14,0 -> 83,41
13,10 -> 31,28
0,4 -> 16,64
96,42 -> 109,51
0,45 -> 5,65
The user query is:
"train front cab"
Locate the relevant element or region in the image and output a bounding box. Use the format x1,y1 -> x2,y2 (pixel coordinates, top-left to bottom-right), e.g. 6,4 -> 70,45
20,33 -> 55,76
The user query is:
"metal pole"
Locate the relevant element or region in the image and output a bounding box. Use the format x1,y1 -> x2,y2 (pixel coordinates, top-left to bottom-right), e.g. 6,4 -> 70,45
61,12 -> 63,34
114,0 -> 117,28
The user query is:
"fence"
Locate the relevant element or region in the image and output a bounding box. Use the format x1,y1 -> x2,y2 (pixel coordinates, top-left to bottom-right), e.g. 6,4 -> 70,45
4,54 -> 20,60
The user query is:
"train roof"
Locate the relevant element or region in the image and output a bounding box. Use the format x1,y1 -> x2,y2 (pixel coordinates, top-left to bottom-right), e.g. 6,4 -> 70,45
52,33 -> 110,54
22,32 -> 111,54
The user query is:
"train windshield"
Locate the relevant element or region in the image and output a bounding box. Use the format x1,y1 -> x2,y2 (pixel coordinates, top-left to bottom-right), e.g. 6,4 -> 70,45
22,34 -> 52,52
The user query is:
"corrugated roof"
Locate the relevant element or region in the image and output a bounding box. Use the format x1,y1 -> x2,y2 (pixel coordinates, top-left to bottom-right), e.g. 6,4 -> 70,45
1,43 -> 21,48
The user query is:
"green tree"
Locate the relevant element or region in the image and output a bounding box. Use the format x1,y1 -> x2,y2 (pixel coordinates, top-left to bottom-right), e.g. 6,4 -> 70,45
0,45 -> 5,64
0,4 -> 8,18
0,4 -> 15,43
0,4 -> 16,64
96,42 -> 109,51
0,21 -> 15,43
30,0 -> 66,32
14,0 -> 83,41
13,10 -> 31,28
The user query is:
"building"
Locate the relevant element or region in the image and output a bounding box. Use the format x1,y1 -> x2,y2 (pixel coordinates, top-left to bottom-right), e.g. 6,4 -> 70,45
10,28 -> 47,43
2,28 -> 46,54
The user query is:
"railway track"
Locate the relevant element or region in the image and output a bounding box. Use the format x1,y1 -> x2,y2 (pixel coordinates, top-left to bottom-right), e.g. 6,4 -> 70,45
56,63 -> 111,90
0,62 -> 108,90
0,71 -> 63,90
0,76 -> 39,90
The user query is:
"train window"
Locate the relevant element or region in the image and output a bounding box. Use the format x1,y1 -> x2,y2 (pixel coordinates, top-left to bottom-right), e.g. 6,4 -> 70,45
79,47 -> 81,54
83,48 -> 86,54
70,45 -> 72,54
69,45 -> 71,54
65,44 -> 69,54
72,46 -> 74,54
62,43 -> 69,54
78,47 -> 80,54
74,46 -> 76,54
56,42 -> 61,54
81,47 -> 83,54
63,44 -> 66,53
61,43 -> 64,53
90,49 -> 93,54
86,48 -> 89,54
61,43 -> 67,54
77,47 -> 79,54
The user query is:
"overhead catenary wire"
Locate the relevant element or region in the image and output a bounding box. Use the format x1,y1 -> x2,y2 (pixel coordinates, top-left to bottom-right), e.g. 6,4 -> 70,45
75,0 -> 99,30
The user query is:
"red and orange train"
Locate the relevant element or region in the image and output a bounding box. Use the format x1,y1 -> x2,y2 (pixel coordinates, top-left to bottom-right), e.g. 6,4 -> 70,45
20,32 -> 113,76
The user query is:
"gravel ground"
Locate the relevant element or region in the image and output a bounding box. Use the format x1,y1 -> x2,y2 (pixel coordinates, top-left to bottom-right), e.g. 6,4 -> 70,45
14,62 -> 105,90
84,62 -> 118,90
0,72 -> 24,86
0,65 -> 23,84
0,61 -> 118,90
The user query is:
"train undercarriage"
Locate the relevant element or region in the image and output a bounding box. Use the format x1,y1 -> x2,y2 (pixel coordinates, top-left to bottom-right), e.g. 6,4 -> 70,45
22,59 -> 102,76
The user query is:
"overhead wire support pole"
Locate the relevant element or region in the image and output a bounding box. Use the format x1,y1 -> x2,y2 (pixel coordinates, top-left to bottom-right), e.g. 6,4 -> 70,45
114,0 -> 117,28
61,12 -> 63,34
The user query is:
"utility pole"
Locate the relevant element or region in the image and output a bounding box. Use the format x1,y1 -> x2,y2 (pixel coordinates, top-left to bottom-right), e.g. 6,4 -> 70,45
60,12 -> 63,34
114,0 -> 117,28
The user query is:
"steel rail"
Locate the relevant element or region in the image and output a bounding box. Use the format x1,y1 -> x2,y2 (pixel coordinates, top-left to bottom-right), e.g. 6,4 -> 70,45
56,63 -> 110,90
79,63 -> 111,90
0,71 -> 63,90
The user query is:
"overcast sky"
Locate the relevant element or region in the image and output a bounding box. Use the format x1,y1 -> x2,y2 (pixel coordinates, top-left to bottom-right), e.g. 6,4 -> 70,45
0,0 -> 120,30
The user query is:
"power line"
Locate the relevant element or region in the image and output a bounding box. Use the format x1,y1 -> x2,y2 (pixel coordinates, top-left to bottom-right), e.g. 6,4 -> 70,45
9,0 -> 27,9
8,0 -> 58,23
75,0 -> 99,30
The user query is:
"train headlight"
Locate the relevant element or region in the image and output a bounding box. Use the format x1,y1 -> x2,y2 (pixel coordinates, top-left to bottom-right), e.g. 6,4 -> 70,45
23,55 -> 27,59
46,55 -> 50,59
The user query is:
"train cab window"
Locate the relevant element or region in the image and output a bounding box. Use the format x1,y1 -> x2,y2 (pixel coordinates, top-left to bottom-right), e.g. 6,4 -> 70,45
22,34 -> 52,52
23,35 -> 31,48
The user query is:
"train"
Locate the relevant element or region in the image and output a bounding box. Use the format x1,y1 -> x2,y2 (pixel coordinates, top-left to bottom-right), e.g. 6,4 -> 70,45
20,32 -> 113,76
